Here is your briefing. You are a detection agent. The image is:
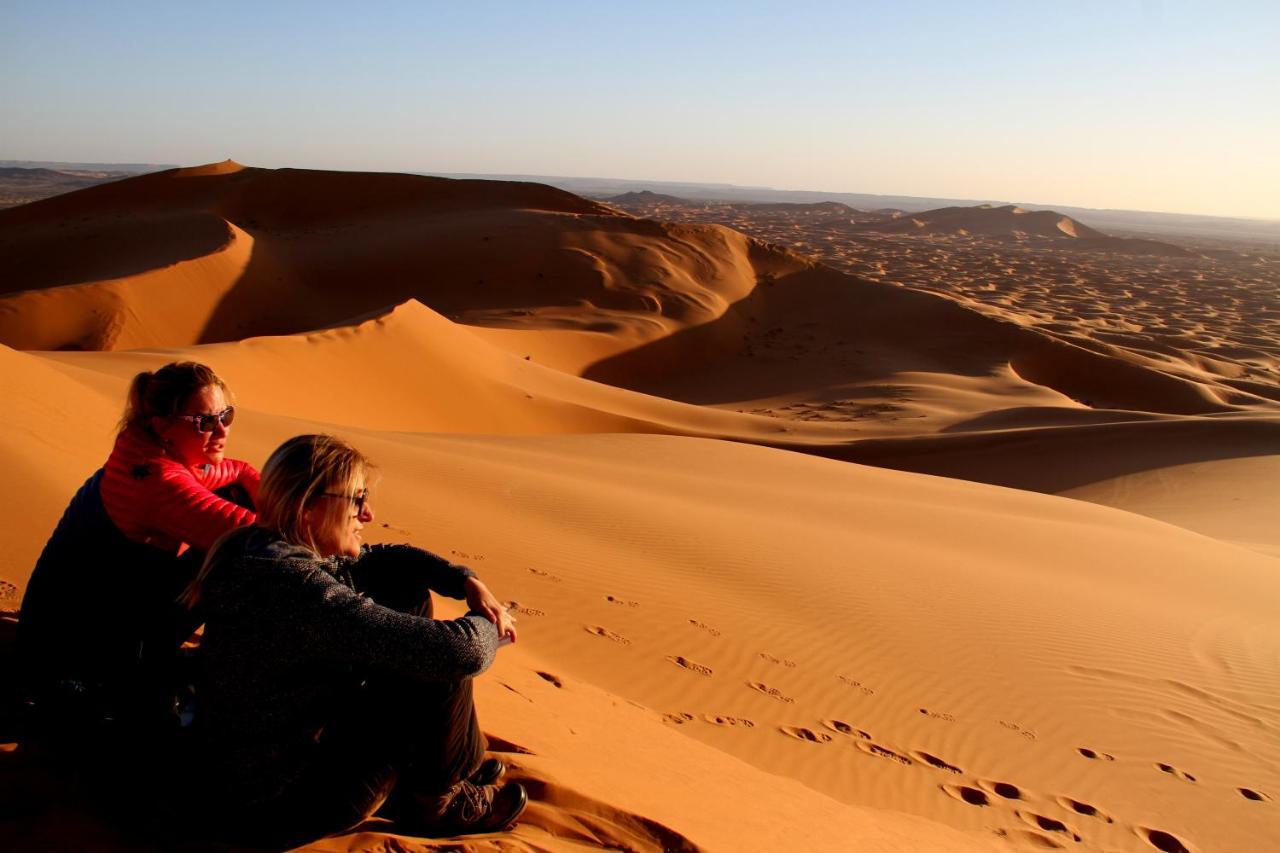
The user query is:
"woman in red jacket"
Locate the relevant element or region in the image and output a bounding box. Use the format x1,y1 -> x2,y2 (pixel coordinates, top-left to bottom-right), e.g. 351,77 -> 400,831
19,361 -> 259,733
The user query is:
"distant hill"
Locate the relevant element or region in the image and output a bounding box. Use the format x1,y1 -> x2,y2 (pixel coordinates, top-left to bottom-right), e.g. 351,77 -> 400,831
861,204 -> 1106,239
604,190 -> 688,205
0,164 -> 158,209
859,204 -> 1198,257
738,201 -> 860,214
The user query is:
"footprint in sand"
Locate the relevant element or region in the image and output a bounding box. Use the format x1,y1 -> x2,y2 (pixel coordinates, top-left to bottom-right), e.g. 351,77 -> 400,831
1016,812 -> 1081,843
1154,762 -> 1196,782
780,726 -> 832,743
527,567 -> 561,582
747,681 -> 794,703
663,712 -> 695,725
1077,747 -> 1116,761
378,521 -> 412,535
856,741 -> 913,766
998,719 -> 1037,740
821,719 -> 871,739
1055,796 -> 1113,822
977,780 -> 1023,801
0,580 -> 17,603
919,707 -> 956,722
451,550 -> 485,562
911,751 -> 962,774
687,619 -> 721,637
759,652 -> 797,668
585,626 -> 631,645
704,714 -> 755,728
837,674 -> 874,695
666,655 -> 713,676
1138,827 -> 1192,853
605,595 -> 639,607
943,784 -> 989,807
535,671 -> 563,688
505,601 -> 545,617
1239,787 -> 1270,802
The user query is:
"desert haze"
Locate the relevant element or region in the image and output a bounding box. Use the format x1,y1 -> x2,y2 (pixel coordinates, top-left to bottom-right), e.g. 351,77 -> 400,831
1,161 -> 1278,851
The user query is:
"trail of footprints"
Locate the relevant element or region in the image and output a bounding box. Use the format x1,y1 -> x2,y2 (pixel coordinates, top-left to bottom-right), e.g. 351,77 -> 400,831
519,570 -> 1272,850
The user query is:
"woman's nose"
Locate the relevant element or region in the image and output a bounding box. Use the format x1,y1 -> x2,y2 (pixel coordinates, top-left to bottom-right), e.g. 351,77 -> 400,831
359,502 -> 374,523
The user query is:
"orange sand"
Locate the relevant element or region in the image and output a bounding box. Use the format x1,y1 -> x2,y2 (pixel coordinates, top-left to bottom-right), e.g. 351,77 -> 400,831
1,165 -> 1278,852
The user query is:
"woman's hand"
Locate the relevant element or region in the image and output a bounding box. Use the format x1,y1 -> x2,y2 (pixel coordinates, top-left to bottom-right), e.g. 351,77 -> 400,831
465,577 -> 517,643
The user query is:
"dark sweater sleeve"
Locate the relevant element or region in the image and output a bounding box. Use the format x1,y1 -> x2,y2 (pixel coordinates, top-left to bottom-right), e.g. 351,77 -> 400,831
249,555 -> 498,683
351,543 -> 478,600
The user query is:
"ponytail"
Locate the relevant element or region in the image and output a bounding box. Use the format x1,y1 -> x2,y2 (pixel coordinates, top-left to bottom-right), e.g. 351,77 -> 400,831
119,371 -> 155,433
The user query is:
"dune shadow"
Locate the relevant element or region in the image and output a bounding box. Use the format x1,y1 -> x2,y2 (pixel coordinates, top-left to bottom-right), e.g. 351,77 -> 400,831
582,265 -> 1017,402
821,416 -> 1280,494
0,212 -> 236,296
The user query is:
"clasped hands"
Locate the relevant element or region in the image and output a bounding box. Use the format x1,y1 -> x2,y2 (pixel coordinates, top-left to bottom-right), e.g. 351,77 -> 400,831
464,576 -> 517,644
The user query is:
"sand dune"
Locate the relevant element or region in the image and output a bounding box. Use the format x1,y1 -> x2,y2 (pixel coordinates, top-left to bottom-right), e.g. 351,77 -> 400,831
845,204 -> 1197,257
0,163 -> 772,355
859,205 -> 1108,240
3,164 -> 1279,851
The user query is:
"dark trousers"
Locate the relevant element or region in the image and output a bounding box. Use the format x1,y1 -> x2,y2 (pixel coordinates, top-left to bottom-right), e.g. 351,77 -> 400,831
19,476 -> 248,743
235,554 -> 487,846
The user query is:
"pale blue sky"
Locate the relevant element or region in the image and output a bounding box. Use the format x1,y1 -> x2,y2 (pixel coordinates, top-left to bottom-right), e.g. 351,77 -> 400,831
3,1 -> 1277,218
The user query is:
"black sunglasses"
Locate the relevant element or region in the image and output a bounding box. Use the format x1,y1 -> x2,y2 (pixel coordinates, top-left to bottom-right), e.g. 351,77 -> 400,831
320,488 -> 370,515
175,406 -> 236,433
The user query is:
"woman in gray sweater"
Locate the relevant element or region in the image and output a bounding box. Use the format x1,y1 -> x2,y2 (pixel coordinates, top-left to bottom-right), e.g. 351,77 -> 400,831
185,434 -> 526,844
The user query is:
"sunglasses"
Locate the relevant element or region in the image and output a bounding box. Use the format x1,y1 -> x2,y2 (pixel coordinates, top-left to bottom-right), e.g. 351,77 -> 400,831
320,488 -> 371,516
174,406 -> 236,433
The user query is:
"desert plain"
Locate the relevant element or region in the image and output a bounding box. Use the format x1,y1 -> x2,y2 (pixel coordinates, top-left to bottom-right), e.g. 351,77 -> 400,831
1,161 -> 1278,852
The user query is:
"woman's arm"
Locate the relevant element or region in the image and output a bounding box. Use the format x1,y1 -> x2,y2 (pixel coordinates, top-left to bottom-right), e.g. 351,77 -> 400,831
150,466 -> 257,552
253,556 -> 501,682
201,459 -> 260,504
348,545 -> 517,642
351,544 -> 476,599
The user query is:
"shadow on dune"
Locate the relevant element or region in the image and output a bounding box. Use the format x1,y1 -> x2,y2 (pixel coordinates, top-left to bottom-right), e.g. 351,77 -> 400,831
583,261 -> 1239,417
582,266 -> 1019,399
0,211 -> 235,294
197,209 -> 747,345
820,416 -> 1280,495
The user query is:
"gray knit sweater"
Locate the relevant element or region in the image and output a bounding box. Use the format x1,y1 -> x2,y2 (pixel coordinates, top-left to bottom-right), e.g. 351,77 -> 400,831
197,526 -> 499,805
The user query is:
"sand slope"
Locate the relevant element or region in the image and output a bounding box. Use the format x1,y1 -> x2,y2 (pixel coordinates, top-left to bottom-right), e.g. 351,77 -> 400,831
2,165 -> 1278,851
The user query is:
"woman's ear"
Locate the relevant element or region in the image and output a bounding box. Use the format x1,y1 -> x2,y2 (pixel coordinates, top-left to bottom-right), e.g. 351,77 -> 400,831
301,503 -> 320,533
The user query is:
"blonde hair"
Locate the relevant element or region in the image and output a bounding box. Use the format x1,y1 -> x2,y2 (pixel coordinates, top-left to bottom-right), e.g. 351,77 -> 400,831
257,434 -> 373,555
120,361 -> 229,436
180,434 -> 374,609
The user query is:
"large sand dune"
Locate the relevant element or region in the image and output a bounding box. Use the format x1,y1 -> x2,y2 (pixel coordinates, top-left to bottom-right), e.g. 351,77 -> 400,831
852,204 -> 1197,257
2,164 -> 1278,851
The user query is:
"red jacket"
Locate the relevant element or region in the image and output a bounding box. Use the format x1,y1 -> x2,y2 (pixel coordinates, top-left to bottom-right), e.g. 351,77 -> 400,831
100,425 -> 259,554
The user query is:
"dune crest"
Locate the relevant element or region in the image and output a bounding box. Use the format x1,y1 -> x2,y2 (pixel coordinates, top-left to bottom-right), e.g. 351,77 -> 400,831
171,158 -> 246,177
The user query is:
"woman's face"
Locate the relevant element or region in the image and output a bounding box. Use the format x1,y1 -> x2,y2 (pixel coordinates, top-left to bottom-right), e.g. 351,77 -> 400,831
305,480 -> 374,558
155,385 -> 232,469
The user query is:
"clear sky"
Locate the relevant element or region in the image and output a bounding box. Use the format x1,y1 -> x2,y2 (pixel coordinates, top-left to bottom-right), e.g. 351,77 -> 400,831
3,1 -> 1277,219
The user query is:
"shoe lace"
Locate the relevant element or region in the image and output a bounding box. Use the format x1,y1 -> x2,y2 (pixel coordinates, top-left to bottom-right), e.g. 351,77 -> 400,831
449,781 -> 491,825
